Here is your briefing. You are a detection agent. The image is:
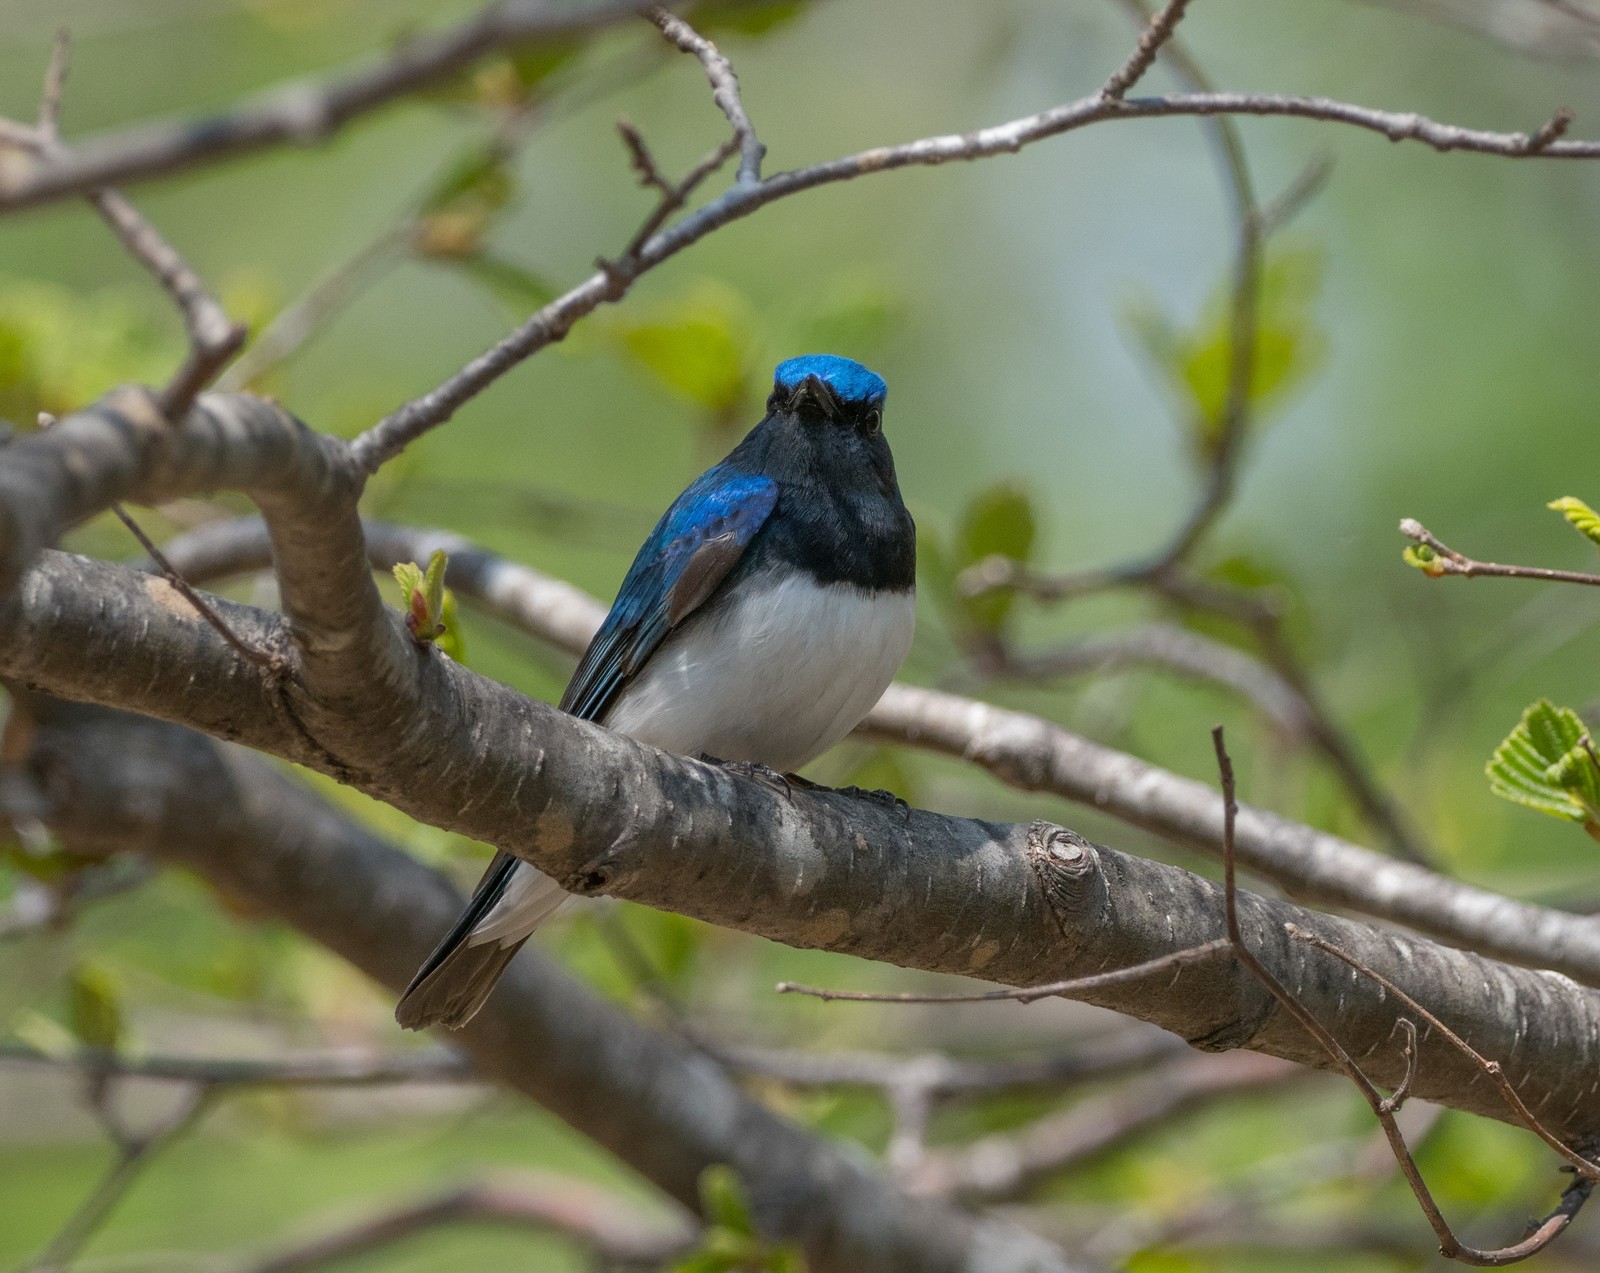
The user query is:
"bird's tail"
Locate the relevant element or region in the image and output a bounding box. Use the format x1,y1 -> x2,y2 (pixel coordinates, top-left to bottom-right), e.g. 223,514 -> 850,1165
396,859 -> 569,1030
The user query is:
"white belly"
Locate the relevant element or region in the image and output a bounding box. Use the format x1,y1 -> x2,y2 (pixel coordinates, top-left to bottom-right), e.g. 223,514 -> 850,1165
605,575 -> 916,773
472,575 -> 914,948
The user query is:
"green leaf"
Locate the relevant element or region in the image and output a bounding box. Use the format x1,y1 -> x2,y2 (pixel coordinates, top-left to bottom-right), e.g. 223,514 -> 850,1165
1486,699 -> 1600,831
608,281 -> 754,419
1548,497 -> 1600,549
421,550 -> 448,624
392,555 -> 448,643
957,482 -> 1037,633
436,590 -> 468,664
686,0 -> 809,38
1402,544 -> 1445,577
1124,243 -> 1326,461
67,963 -> 122,1053
449,254 -> 556,318
699,1164 -> 754,1237
419,145 -> 514,217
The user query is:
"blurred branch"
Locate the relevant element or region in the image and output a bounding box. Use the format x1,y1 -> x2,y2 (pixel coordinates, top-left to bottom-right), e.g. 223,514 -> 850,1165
24,1081 -> 213,1273
240,1173 -> 694,1273
906,1051 -> 1299,1202
0,1043 -> 473,1087
973,623 -> 1306,730
0,1 -> 649,212
155,515 -> 1600,989
1401,517 -> 1600,585
715,1029 -> 1185,1180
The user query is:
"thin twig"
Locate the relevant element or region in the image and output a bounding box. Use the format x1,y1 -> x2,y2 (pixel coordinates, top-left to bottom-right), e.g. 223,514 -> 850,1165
1101,0 -> 1193,102
646,6 -> 764,183
1401,517 -> 1600,586
0,1043 -> 472,1087
776,939 -> 1232,1005
241,1174 -> 694,1273
1211,725 -> 1596,1266
1289,926 -> 1600,1182
24,1084 -> 212,1273
113,504 -> 282,672
12,32 -> 244,419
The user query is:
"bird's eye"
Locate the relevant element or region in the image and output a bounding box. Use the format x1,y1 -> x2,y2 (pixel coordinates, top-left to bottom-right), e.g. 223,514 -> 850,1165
861,408 -> 882,435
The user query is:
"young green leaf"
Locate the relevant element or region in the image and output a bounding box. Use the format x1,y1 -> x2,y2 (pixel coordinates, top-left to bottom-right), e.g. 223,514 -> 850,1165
1402,544 -> 1445,577
1547,497 -> 1600,549
607,281 -> 754,419
957,482 -> 1037,634
436,590 -> 468,664
1485,699 -> 1600,835
1123,243 -> 1327,462
392,552 -> 449,643
67,963 -> 122,1053
699,1164 -> 755,1237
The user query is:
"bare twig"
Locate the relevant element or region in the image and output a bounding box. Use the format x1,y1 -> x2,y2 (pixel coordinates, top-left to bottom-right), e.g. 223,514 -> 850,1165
250,1180 -> 690,1273
113,503 -> 281,672
24,1083 -> 212,1273
240,1174 -> 694,1273
1289,926 -> 1600,1182
1101,0 -> 1193,101
10,32 -> 245,419
775,940 -> 1232,1004
0,1 -> 649,212
907,1051 -> 1298,1202
347,81 -> 1600,470
1401,517 -> 1600,586
0,1043 -> 472,1087
646,6 -> 764,183
1212,725 -> 1597,1266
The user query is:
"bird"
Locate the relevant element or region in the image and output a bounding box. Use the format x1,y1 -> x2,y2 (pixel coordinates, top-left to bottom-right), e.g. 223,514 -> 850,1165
396,354 -> 917,1030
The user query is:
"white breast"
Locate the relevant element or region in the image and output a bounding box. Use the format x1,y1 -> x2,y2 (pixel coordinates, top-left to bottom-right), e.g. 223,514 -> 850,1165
605,575 -> 916,774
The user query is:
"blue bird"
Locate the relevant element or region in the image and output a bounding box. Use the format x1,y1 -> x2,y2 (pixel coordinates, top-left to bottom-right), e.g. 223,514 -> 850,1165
397,355 -> 917,1029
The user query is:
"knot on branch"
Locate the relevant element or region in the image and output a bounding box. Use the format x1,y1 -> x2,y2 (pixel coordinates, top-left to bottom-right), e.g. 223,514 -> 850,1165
1026,822 -> 1105,953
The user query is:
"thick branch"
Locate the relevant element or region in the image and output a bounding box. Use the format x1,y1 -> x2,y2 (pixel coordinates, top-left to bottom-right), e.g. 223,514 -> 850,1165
6,550 -> 1600,1144
156,516 -> 1600,990
12,695 -> 1079,1273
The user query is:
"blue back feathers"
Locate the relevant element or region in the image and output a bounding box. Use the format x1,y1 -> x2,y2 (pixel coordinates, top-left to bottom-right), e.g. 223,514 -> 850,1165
774,355 -> 886,406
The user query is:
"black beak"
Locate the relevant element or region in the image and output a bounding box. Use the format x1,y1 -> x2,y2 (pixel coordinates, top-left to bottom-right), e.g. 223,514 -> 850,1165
793,374 -> 842,419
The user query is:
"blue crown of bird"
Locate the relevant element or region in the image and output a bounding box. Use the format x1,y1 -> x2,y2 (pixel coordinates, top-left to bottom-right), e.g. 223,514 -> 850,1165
771,354 -> 887,418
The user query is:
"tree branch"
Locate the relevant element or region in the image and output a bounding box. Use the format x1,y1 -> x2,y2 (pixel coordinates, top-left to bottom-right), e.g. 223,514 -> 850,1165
10,694 -> 1082,1273
0,1 -> 649,212
154,515 -> 1600,990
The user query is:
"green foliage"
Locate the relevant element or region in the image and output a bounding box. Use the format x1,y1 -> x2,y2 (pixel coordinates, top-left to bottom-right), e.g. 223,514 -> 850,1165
66,962 -> 122,1053
685,0 -> 810,38
1485,699 -> 1600,836
921,481 -> 1037,638
668,1165 -> 807,1273
1547,496 -> 1600,549
607,281 -> 756,421
0,279 -> 179,422
452,254 -> 557,318
1124,243 -> 1326,460
1401,543 -> 1445,577
393,551 -> 464,659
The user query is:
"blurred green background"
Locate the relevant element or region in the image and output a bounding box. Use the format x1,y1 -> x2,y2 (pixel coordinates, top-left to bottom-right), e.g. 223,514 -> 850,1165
4,0 -> 1600,1268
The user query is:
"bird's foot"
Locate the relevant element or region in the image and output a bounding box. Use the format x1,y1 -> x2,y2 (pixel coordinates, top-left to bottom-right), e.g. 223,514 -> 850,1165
837,785 -> 912,818
700,754 -> 795,799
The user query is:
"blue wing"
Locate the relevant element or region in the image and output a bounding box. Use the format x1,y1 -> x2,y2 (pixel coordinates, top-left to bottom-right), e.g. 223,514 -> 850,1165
560,467 -> 778,722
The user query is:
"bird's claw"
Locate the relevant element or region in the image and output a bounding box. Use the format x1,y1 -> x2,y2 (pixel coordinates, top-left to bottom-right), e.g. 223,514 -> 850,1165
700,754 -> 795,799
